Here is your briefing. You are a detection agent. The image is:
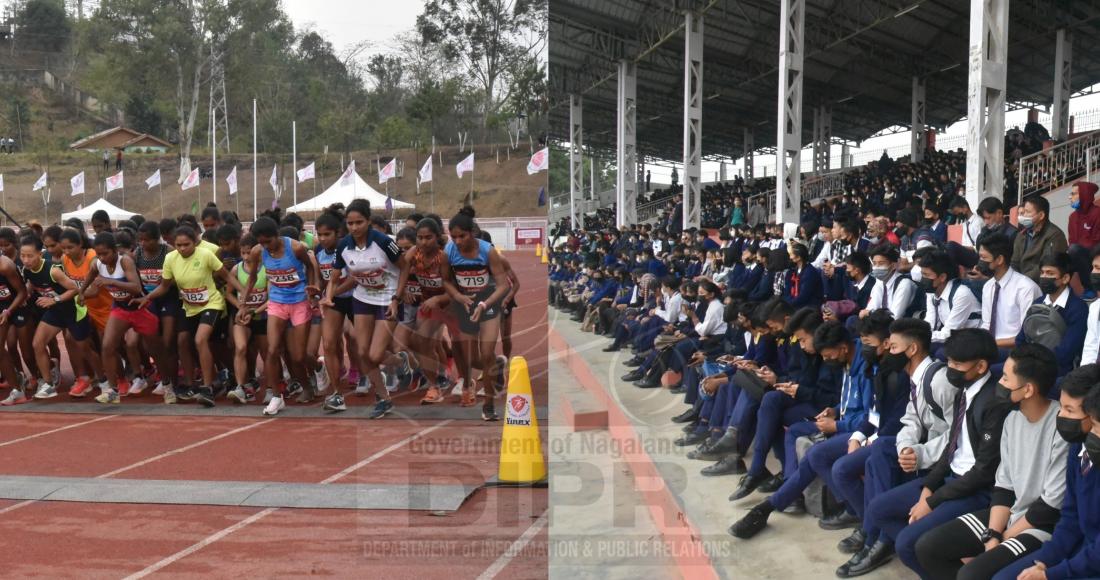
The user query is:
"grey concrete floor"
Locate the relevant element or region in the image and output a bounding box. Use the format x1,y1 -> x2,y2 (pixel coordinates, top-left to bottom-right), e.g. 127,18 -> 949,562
549,313 -> 913,580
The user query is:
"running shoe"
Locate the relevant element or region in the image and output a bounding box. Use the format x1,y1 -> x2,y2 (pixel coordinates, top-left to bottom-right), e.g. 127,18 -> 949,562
128,377 -> 149,396
314,359 -> 331,394
69,377 -> 93,398
152,381 -> 167,396
384,371 -> 399,394
420,385 -> 444,405
285,381 -> 304,400
354,376 -> 371,397
1,389 -> 27,406
460,388 -> 477,407
227,385 -> 251,404
323,392 -> 346,412
174,386 -> 196,401
34,382 -> 57,399
450,378 -> 465,398
95,389 -> 120,404
49,358 -> 60,387
263,395 -> 285,416
296,384 -> 315,404
195,387 -> 216,408
263,388 -> 275,404
396,351 -> 412,376
162,384 -> 177,405
481,403 -> 499,422
116,378 -> 130,397
368,398 -> 393,419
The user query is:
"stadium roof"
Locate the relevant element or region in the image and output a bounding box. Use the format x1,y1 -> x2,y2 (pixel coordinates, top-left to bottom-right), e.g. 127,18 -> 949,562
549,0 -> 1100,162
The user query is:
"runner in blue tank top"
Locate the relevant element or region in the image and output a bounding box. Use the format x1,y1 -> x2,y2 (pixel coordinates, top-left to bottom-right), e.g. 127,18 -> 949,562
240,217 -> 319,416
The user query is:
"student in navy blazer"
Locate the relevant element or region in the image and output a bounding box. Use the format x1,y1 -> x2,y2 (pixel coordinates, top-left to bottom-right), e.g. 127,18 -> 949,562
783,242 -> 824,309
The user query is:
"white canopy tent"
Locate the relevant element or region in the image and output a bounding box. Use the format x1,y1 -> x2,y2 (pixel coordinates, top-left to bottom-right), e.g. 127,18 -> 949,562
61,197 -> 138,222
286,172 -> 415,213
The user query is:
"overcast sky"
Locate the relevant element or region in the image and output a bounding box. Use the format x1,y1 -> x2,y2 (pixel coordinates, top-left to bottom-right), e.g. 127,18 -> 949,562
280,0 -> 422,57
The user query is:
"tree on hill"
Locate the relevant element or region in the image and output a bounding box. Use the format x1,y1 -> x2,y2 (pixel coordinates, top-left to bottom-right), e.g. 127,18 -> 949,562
16,0 -> 71,53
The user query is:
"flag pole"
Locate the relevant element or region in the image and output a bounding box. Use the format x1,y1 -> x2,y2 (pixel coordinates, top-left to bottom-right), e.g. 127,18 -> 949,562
159,179 -> 163,219
252,98 -> 258,221
292,121 -> 297,207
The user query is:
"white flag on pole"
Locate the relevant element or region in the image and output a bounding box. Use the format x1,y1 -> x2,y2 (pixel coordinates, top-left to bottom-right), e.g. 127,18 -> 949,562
379,158 -> 397,184
296,162 -> 315,183
340,160 -> 357,186
419,157 -> 432,184
527,147 -> 549,174
32,172 -> 48,192
456,153 -> 474,178
106,170 -> 124,193
226,166 -> 238,195
269,165 -> 279,196
0,174 -> 5,192
181,168 -> 200,190
70,171 -> 85,196
145,169 -> 161,190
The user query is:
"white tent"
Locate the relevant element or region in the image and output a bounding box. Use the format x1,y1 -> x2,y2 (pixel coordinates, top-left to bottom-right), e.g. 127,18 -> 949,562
61,197 -> 138,222
286,171 -> 415,213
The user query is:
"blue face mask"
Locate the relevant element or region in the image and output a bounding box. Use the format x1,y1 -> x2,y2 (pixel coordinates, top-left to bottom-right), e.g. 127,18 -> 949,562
1072,200 -> 1081,210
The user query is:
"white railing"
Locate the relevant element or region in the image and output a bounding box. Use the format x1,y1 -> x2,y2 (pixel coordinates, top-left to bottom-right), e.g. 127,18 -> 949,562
803,170 -> 848,202
636,198 -> 669,223
748,189 -> 777,220
1018,130 -> 1100,199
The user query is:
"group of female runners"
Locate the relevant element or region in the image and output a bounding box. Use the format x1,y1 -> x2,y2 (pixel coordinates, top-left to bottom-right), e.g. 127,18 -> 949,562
0,200 -> 519,421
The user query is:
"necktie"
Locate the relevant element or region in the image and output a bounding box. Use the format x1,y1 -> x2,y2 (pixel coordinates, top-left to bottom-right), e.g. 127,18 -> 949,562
932,297 -> 943,330
881,279 -> 889,309
1082,453 -> 1092,475
988,281 -> 1001,338
946,388 -> 968,459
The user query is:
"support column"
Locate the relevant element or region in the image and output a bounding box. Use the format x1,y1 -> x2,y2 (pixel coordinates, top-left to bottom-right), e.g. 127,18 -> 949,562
743,128 -> 754,180
776,0 -> 805,224
569,94 -> 584,229
911,76 -> 927,163
818,106 -> 831,173
965,0 -> 1008,206
1052,29 -> 1072,141
682,11 -> 703,231
811,107 -> 822,175
841,143 -> 851,168
616,59 -> 638,227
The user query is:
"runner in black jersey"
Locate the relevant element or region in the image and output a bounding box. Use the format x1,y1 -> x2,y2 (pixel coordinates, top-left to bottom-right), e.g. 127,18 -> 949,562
134,221 -> 179,402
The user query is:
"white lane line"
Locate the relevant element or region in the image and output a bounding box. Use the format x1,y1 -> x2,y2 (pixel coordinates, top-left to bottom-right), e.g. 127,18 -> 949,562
0,414 -> 117,449
97,418 -> 277,479
476,510 -> 549,580
122,421 -> 455,579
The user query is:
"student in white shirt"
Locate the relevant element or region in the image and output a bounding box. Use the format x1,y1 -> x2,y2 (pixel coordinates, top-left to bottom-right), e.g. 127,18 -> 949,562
918,250 -> 981,345
864,244 -> 917,320
1082,247 -> 1100,364
651,277 -> 684,324
949,196 -> 986,249
977,233 -> 1042,350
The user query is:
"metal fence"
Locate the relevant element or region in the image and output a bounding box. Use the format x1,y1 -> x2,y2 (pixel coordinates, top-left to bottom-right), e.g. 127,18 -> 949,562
1018,130 -> 1100,199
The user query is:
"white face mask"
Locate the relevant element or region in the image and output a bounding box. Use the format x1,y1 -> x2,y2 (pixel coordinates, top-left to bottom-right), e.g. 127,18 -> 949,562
1018,215 -> 1034,229
871,266 -> 891,280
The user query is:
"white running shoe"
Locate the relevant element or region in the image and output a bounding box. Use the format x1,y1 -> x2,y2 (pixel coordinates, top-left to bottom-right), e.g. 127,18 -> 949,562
129,377 -> 149,396
354,376 -> 371,396
34,383 -> 57,399
450,378 -> 465,398
1,389 -> 27,406
152,381 -> 166,396
263,395 -> 285,416
384,372 -> 399,393
314,361 -> 331,394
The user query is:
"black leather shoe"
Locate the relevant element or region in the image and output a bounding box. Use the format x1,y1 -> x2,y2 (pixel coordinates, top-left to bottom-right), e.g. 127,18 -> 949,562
728,502 -> 773,539
758,473 -> 784,493
634,376 -> 661,388
602,344 -> 621,352
701,454 -> 745,476
837,528 -> 866,555
837,540 -> 894,577
835,546 -> 869,577
675,431 -> 708,447
686,439 -> 716,460
687,431 -> 736,460
623,356 -> 644,368
781,496 -> 805,515
819,510 -> 862,531
682,421 -> 699,433
670,408 -> 699,423
729,469 -> 772,501
621,370 -> 644,382
668,385 -> 685,394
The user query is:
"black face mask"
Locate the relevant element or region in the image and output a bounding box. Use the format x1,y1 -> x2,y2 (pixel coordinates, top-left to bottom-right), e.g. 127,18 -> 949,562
894,226 -> 908,239
860,344 -> 880,366
995,383 -> 1016,403
918,277 -> 936,293
823,355 -> 845,368
1090,273 -> 1100,289
977,260 -> 995,277
1086,433 -> 1100,467
1038,277 -> 1059,296
879,351 -> 909,373
945,367 -> 971,389
1056,416 -> 1089,444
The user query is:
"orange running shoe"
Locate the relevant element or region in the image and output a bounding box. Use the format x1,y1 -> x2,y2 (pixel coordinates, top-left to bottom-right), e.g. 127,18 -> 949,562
69,377 -> 93,398
460,388 -> 477,407
117,378 -> 131,397
420,386 -> 444,405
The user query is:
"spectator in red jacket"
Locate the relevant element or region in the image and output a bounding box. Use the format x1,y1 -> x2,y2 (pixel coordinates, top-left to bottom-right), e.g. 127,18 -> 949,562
1068,181 -> 1100,294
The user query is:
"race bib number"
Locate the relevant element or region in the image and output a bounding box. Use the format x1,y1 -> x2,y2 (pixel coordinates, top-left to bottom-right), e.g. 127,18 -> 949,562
418,274 -> 443,290
0,286 -> 10,300
108,287 -> 130,301
319,263 -> 334,281
267,267 -> 301,287
456,268 -> 489,293
407,281 -> 422,297
244,289 -> 267,306
33,284 -> 58,300
180,286 -> 210,305
139,268 -> 162,288
353,269 -> 386,290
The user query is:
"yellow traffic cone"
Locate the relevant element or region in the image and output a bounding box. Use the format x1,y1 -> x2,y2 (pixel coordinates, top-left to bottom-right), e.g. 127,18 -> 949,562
490,356 -> 546,486
540,246 -> 549,264
535,243 -> 542,257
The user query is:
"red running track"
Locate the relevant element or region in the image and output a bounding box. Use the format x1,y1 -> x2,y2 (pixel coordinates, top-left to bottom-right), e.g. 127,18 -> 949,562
0,251 -> 549,578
